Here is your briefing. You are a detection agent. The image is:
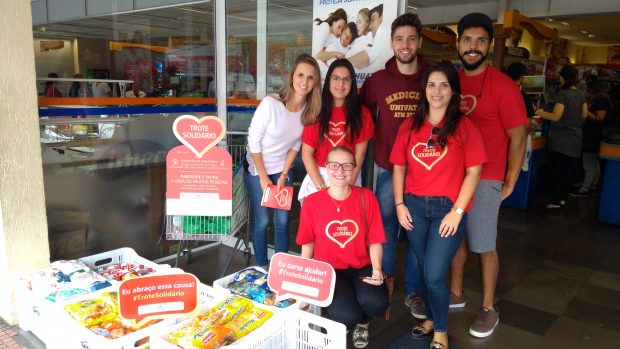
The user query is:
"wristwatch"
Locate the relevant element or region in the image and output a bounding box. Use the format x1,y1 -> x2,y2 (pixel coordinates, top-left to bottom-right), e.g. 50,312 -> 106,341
452,206 -> 464,215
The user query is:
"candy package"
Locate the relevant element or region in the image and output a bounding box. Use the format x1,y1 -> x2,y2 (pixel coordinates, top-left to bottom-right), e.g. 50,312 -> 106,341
64,298 -> 116,326
227,306 -> 272,339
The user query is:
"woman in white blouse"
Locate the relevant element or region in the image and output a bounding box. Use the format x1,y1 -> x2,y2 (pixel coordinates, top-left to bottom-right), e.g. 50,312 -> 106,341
244,54 -> 322,268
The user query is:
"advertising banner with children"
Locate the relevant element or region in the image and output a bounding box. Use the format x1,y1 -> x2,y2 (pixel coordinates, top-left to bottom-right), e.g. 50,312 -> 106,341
312,0 -> 398,85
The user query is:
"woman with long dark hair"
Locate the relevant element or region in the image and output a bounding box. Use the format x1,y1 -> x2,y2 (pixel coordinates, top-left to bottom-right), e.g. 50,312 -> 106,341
536,65 -> 588,208
298,58 -> 374,203
391,63 -> 486,349
244,53 -> 322,269
312,8 -> 347,63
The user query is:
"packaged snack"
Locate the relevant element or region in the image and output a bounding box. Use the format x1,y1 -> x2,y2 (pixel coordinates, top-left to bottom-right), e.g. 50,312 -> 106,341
227,307 -> 272,339
194,295 -> 250,328
46,287 -> 89,302
64,298 -> 116,326
191,326 -> 236,349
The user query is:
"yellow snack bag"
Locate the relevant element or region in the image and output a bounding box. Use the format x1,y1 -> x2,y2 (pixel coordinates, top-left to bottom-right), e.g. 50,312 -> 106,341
191,325 -> 236,349
227,306 -> 273,339
64,298 -> 116,327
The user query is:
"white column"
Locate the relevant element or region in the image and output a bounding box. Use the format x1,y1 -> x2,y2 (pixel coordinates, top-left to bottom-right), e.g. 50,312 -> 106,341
215,0 -> 227,127
256,0 -> 267,99
0,0 -> 50,324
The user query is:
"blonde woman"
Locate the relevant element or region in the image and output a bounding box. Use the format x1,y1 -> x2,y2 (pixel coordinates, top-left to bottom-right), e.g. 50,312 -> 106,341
244,54 -> 322,268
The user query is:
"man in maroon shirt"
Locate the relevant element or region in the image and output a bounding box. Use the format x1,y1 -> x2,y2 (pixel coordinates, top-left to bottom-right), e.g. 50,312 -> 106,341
358,12 -> 429,320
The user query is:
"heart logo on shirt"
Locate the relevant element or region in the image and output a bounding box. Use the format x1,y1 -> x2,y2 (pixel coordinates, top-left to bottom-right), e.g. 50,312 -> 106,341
460,94 -> 477,115
410,142 -> 448,170
173,115 -> 225,158
326,121 -> 347,147
325,219 -> 359,248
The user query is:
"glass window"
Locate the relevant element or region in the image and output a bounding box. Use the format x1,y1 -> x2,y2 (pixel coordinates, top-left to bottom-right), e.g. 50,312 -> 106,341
35,2 -> 216,260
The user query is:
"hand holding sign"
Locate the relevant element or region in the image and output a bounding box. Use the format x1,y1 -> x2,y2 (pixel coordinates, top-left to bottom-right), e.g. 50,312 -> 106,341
267,253 -> 335,307
261,184 -> 293,210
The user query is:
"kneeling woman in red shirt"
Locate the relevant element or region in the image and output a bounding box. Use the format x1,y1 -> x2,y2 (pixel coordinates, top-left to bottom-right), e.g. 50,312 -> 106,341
297,146 -> 388,349
391,64 -> 486,349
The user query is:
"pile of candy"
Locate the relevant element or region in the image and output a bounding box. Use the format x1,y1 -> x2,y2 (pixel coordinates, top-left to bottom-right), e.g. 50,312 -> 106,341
98,263 -> 155,282
64,291 -> 160,339
225,267 -> 295,308
167,295 -> 272,349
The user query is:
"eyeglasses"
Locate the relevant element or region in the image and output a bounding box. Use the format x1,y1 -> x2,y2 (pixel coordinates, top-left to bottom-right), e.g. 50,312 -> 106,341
330,75 -> 352,84
326,161 -> 355,171
426,126 -> 440,149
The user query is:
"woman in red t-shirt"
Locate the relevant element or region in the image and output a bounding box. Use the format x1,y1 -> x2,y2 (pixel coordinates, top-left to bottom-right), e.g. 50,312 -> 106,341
299,58 -> 375,204
390,64 -> 486,349
297,146 -> 388,349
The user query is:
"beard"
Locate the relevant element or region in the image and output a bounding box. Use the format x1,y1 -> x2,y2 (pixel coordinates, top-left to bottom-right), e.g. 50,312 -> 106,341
396,52 -> 417,65
459,50 -> 487,71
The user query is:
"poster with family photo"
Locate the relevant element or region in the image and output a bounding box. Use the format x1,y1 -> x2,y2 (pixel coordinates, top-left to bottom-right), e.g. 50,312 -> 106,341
312,0 -> 398,85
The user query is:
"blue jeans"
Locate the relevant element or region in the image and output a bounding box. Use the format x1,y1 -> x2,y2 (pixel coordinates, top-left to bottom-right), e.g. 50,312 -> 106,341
244,171 -> 292,267
375,167 -> 420,295
404,194 -> 466,332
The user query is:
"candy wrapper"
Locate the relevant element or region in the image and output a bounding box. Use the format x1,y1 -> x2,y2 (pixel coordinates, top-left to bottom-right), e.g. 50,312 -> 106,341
226,267 -> 296,308
64,298 -> 116,326
228,307 -> 272,339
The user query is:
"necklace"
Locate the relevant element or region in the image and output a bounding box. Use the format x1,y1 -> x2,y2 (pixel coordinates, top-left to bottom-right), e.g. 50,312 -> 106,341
328,188 -> 351,212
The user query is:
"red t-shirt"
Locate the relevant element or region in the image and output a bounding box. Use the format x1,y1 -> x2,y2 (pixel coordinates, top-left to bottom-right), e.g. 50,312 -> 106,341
296,186 -> 386,270
458,66 -> 527,180
390,117 -> 487,210
301,105 -> 375,167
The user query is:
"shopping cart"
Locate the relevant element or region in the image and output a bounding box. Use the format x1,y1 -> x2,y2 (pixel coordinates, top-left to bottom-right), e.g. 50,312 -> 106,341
165,133 -> 251,276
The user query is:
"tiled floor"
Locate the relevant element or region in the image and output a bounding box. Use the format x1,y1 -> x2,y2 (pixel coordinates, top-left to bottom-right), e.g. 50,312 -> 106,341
7,190 -> 620,348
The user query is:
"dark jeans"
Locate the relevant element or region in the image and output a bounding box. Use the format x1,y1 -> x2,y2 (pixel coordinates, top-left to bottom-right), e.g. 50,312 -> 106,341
375,167 -> 420,295
404,194 -> 466,332
244,171 -> 292,266
550,151 -> 577,204
325,265 -> 389,331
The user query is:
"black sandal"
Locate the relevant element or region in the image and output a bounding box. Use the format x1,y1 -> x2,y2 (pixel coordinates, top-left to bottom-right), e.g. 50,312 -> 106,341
411,325 -> 433,339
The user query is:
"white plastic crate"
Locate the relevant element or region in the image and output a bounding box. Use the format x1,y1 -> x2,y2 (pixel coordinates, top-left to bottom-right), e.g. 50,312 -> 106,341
212,266 -> 304,312
78,247 -> 170,281
152,308 -> 346,349
43,283 -> 221,349
15,265 -> 115,344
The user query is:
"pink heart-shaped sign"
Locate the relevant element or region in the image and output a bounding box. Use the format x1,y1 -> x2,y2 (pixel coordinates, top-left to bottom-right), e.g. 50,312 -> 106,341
459,94 -> 477,116
173,115 -> 225,158
325,219 -> 359,248
410,142 -> 448,170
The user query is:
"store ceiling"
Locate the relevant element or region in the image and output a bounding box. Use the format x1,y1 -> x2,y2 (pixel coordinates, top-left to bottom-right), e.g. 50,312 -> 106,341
32,0 -> 619,47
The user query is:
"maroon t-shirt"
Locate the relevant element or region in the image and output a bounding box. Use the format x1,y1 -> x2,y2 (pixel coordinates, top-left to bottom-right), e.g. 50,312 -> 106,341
359,55 -> 429,170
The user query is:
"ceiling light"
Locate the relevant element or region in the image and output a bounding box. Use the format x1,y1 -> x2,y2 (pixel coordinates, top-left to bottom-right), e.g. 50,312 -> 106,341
561,21 -> 569,26
581,30 -> 588,34
547,18 -> 553,22
588,34 -> 595,37
407,6 -> 418,10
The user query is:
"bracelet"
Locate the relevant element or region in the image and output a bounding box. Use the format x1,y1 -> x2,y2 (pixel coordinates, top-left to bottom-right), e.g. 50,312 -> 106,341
316,183 -> 325,190
395,202 -> 404,206
280,172 -> 288,179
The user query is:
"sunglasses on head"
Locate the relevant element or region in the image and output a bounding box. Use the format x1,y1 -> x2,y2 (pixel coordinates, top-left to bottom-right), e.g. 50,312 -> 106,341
426,126 -> 440,149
